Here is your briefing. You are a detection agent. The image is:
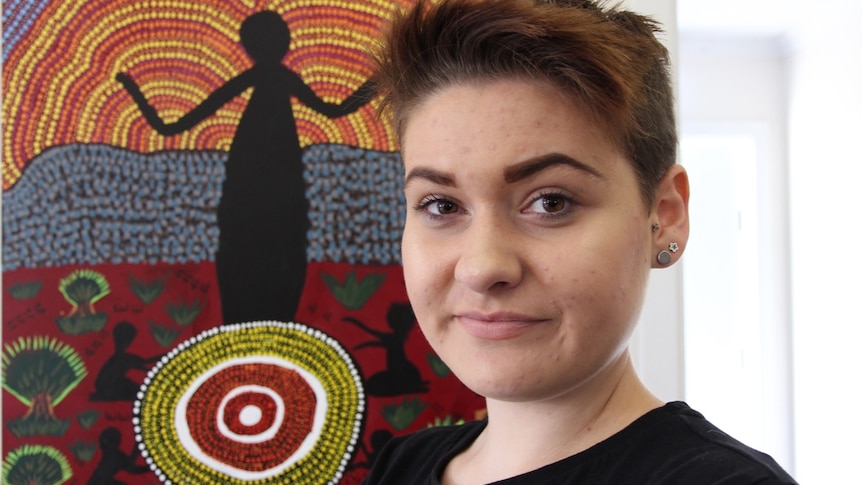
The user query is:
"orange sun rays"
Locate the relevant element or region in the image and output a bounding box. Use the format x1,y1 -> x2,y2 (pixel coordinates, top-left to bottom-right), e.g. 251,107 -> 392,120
2,0 -> 408,190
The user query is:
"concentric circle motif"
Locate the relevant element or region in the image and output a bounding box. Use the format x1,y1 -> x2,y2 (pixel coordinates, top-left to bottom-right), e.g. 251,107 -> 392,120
133,321 -> 365,484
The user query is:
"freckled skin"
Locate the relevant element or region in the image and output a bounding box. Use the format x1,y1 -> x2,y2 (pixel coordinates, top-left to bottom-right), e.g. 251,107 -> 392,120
400,79 -> 657,404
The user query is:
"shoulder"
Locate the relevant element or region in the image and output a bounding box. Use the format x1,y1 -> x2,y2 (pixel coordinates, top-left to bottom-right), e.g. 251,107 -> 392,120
629,402 -> 797,484
363,420 -> 485,485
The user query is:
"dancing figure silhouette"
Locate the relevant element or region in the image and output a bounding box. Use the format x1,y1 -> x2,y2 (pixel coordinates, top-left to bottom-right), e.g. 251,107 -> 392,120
118,10 -> 373,324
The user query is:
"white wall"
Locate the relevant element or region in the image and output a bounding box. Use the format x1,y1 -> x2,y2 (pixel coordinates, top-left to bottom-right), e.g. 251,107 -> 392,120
680,2 -> 862,478
786,7 -> 862,482
677,34 -> 794,472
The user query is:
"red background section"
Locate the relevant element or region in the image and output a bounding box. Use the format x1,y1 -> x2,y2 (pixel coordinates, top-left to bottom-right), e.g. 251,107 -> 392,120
3,262 -> 484,483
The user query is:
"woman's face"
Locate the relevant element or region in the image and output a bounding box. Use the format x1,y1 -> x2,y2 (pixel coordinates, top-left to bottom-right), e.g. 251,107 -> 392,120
400,79 -> 658,403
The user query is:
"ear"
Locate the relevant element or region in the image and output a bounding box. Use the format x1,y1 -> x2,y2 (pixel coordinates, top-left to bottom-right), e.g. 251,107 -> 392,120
651,164 -> 690,268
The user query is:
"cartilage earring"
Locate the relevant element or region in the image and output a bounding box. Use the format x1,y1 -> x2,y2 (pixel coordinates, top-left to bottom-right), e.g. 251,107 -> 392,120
651,223 -> 660,233
657,242 -> 678,265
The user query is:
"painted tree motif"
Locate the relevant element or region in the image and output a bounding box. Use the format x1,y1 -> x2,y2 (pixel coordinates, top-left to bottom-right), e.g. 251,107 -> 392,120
2,336 -> 87,436
55,269 -> 110,334
2,445 -> 72,485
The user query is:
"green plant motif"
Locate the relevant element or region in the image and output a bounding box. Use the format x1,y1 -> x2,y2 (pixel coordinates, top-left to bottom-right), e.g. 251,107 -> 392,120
427,415 -> 465,428
7,280 -> 43,300
426,352 -> 451,377
165,297 -> 204,326
2,336 -> 87,437
76,409 -> 101,430
58,269 -> 110,313
2,444 -> 72,485
149,321 -> 182,348
128,274 -> 167,305
68,440 -> 97,462
382,397 -> 428,431
321,270 -> 386,310
55,269 -> 110,335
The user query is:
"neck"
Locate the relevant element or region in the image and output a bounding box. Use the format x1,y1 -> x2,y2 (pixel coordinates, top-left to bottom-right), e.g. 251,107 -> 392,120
443,351 -> 661,485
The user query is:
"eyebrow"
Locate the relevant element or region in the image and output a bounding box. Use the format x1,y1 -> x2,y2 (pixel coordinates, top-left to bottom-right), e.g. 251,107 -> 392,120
403,166 -> 456,188
403,152 -> 603,188
503,152 -> 604,183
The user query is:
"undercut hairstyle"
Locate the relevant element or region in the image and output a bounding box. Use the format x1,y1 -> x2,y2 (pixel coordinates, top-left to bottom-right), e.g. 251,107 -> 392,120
373,0 -> 677,206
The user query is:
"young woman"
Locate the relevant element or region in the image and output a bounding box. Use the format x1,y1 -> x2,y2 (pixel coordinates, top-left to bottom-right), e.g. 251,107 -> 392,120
365,0 -> 797,483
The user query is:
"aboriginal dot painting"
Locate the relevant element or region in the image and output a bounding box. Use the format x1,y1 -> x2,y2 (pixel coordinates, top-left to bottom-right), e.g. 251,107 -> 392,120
1,1 -> 486,484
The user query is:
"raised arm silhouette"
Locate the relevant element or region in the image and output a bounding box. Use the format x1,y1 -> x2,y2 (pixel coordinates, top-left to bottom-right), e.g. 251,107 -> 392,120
343,303 -> 429,396
118,10 -> 374,324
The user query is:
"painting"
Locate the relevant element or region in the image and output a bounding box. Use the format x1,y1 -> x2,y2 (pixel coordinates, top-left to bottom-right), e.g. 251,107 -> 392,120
1,1 -> 485,483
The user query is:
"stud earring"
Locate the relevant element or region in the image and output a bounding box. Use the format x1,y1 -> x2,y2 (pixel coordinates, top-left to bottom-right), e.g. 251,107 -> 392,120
657,242 -> 679,265
651,223 -> 660,233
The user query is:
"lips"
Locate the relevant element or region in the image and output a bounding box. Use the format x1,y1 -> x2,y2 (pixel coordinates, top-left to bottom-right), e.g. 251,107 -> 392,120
455,312 -> 548,340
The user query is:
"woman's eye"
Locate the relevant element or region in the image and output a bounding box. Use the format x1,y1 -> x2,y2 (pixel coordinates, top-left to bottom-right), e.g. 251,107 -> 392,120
414,196 -> 460,216
529,193 -> 570,214
541,195 -> 566,213
434,199 -> 458,215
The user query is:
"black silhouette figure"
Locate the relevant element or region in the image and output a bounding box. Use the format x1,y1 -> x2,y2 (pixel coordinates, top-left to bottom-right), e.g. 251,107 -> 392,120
117,10 -> 374,324
351,429 -> 394,470
90,321 -> 160,402
344,303 -> 429,396
86,427 -> 150,485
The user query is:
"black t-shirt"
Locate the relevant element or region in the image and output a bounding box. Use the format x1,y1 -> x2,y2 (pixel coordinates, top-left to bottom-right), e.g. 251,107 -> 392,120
363,402 -> 797,484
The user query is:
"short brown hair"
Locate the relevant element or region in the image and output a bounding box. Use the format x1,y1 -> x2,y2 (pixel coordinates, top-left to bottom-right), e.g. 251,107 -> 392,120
373,0 -> 677,205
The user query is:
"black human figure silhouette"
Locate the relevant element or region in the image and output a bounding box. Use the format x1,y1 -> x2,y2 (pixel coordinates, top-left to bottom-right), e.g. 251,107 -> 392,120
344,303 -> 429,396
90,321 -> 159,402
86,427 -> 150,485
350,429 -> 394,470
117,10 -> 374,324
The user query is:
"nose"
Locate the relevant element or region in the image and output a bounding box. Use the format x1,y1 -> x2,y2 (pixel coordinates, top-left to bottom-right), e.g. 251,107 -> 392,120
453,215 -> 524,292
